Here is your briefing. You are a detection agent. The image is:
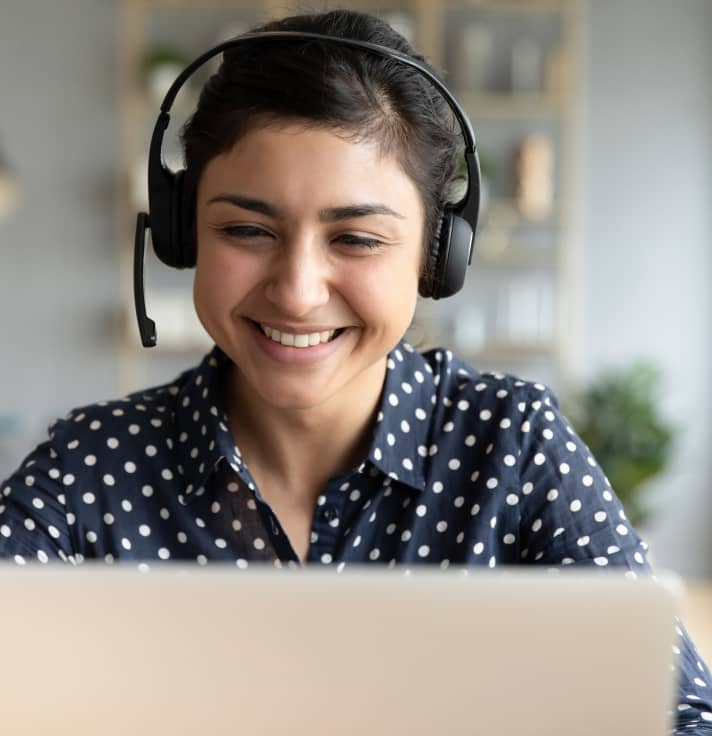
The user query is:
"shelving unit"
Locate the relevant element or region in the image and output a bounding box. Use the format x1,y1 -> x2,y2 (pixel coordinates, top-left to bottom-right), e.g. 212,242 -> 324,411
424,0 -> 580,392
459,92 -> 563,118
116,0 -> 581,394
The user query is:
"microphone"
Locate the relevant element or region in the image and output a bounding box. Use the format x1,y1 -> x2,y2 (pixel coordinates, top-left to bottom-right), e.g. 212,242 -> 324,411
133,212 -> 157,347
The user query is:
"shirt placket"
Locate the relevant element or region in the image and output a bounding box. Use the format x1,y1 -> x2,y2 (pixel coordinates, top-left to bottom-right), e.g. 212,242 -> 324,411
305,476 -> 350,565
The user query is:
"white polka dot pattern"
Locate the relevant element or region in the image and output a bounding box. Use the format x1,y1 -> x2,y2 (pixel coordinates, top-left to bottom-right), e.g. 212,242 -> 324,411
0,341 -> 710,727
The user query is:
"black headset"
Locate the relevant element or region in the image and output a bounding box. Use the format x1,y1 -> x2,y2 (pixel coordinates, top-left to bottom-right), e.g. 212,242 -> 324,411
134,31 -> 481,348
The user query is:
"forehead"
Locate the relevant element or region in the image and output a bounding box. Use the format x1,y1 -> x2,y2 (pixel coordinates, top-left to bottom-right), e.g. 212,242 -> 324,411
198,121 -> 421,210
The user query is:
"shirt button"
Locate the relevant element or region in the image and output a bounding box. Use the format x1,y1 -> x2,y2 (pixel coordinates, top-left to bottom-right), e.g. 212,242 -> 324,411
321,506 -> 337,522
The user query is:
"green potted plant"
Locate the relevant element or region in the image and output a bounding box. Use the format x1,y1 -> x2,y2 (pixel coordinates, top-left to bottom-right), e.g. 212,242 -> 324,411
566,361 -> 675,529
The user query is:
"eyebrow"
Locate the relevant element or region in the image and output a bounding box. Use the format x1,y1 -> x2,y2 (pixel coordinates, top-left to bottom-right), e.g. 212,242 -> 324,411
206,194 -> 404,221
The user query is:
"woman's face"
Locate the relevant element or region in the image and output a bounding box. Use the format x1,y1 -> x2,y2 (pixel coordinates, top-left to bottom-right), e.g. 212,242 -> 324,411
193,122 -> 424,413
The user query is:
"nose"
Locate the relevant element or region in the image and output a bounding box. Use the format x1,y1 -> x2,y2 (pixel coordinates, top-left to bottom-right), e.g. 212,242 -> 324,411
264,234 -> 331,318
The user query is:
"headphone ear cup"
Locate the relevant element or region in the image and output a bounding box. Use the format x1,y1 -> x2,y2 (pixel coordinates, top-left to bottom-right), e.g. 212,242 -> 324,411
148,161 -> 178,268
181,173 -> 197,269
419,213 -> 449,299
429,211 -> 473,300
172,169 -> 197,268
147,166 -> 193,269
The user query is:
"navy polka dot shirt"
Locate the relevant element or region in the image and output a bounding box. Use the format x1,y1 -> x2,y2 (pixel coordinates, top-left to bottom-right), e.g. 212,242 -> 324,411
1,340 -> 711,731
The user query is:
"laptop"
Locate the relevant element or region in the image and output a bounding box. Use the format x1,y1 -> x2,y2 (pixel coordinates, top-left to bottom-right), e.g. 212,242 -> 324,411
0,565 -> 682,735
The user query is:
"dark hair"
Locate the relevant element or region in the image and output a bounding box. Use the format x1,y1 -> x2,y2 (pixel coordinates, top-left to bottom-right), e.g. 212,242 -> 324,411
180,9 -> 462,291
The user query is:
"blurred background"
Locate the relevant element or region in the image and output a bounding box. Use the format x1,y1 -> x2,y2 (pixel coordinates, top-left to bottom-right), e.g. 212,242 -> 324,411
0,0 -> 710,588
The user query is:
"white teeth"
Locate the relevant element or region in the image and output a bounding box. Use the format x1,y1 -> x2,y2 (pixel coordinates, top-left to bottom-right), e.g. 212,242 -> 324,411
260,324 -> 338,348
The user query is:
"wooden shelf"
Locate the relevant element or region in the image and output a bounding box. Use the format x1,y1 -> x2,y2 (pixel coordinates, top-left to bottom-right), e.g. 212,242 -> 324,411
682,581 -> 712,663
483,198 -> 562,226
466,342 -> 557,363
460,92 -> 562,119
444,0 -> 569,14
415,329 -> 558,366
474,242 -> 557,267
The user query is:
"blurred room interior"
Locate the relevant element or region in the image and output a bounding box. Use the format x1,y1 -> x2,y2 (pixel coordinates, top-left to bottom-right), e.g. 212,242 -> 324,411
0,0 -> 710,649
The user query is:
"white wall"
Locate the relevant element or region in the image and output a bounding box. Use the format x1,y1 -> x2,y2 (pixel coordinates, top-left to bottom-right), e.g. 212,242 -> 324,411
581,0 -> 712,576
0,0 -> 120,465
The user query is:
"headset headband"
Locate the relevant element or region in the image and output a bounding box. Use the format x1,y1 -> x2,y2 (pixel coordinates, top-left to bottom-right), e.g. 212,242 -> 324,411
152,31 -> 479,225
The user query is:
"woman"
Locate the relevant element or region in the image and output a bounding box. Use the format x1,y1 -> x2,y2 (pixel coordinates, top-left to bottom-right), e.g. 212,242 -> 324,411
1,8 -> 710,730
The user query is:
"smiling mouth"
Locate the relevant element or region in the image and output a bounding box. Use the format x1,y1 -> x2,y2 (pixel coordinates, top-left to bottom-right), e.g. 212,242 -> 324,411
252,321 -> 345,348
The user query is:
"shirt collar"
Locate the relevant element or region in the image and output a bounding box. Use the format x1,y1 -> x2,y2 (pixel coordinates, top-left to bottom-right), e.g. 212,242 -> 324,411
173,345 -> 244,504
363,340 -> 436,493
175,340 -> 436,502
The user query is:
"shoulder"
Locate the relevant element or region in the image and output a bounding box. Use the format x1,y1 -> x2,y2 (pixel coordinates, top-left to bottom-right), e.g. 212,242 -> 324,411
413,343 -> 561,430
46,349 -> 223,464
387,341 -> 570,482
50,373 -> 184,449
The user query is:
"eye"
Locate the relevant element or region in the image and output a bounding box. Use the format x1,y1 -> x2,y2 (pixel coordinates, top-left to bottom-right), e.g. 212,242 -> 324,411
217,224 -> 274,240
335,233 -> 384,250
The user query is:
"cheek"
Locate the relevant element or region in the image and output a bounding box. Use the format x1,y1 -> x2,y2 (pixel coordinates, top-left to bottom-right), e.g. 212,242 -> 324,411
347,254 -> 420,327
193,243 -> 245,317
194,249 -> 219,303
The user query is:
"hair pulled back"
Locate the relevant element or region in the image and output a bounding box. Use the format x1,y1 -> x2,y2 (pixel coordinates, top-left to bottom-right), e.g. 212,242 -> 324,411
180,9 -> 462,291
